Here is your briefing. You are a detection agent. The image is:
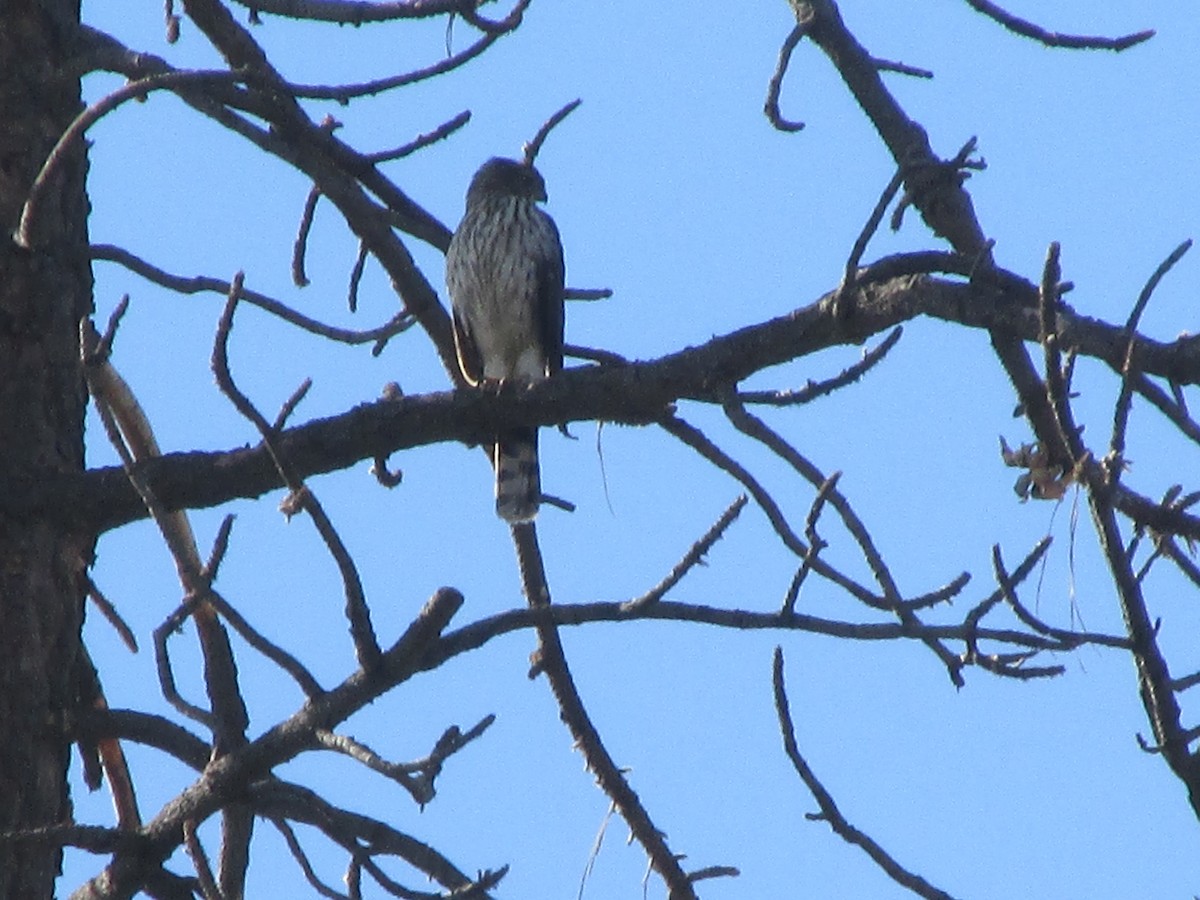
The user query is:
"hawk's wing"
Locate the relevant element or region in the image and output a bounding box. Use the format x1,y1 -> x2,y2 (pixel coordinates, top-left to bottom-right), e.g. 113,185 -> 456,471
451,305 -> 484,386
536,215 -> 566,377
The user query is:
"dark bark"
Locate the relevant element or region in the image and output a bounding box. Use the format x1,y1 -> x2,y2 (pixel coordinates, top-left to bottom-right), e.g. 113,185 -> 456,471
0,1 -> 94,897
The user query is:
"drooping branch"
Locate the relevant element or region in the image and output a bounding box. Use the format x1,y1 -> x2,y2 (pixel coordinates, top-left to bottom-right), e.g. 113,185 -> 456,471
772,648 -> 962,900
91,244 -> 416,348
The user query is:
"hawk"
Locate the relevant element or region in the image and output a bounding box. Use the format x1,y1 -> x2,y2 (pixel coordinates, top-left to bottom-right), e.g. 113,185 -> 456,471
445,157 -> 565,523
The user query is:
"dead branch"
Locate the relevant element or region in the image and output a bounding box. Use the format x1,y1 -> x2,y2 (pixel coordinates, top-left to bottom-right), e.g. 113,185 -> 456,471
313,715 -> 494,807
962,1 -> 1154,51
212,275 -> 382,670
772,648 -> 961,900
282,0 -> 533,101
292,184 -> 321,287
739,327 -> 903,407
228,0 -> 466,24
85,576 -> 138,653
1111,239 -> 1194,459
1081,462 -> 1200,815
365,109 -> 471,164
91,244 -> 416,347
509,522 -> 703,898
347,241 -> 369,313
523,98 -> 581,165
622,495 -> 748,611
723,395 -> 966,683
841,169 -> 906,295
15,69 -> 244,248
182,820 -> 222,900
764,22 -> 808,132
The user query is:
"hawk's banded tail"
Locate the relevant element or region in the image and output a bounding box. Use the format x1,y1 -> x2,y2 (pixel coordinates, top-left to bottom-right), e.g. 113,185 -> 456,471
494,426 -> 540,523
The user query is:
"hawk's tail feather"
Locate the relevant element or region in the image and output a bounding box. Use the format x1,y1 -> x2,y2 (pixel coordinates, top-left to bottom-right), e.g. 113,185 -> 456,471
494,427 -> 540,523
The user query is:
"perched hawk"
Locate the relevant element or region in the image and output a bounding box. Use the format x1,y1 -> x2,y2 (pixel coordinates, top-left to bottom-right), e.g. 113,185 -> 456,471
446,157 -> 566,523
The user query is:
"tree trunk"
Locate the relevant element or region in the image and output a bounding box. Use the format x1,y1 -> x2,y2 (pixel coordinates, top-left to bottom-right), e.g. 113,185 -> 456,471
0,1 -> 94,896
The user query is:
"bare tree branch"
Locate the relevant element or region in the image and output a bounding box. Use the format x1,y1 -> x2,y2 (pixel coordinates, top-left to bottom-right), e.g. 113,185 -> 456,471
772,648 -> 961,900
623,494 -> 748,611
509,522 -> 705,898
92,244 -> 416,347
962,1 -> 1154,51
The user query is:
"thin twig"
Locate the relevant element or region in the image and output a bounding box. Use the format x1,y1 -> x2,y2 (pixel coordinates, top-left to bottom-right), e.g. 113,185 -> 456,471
212,277 -> 382,670
313,715 -> 493,806
772,648 -> 961,900
273,379 -> 313,432
292,185 -> 321,287
202,514 -> 237,580
364,109 -> 471,163
523,98 -> 581,165
201,588 -> 325,698
904,572 -> 972,612
1037,242 -> 1078,465
962,0 -> 1154,51
152,596 -> 217,727
92,244 -> 415,346
285,3 -> 528,101
841,169 -> 906,294
764,23 -> 808,132
623,495 -> 747,610
564,287 -> 613,302
16,70 -> 244,247
1158,538 -> 1200,594
1111,240 -> 1193,459
739,327 -> 902,406
347,241 -> 368,313
183,819 -> 224,900
781,473 -> 840,615
1123,373 -> 1200,448
85,576 -> 139,653
268,817 -> 349,900
872,56 -> 933,79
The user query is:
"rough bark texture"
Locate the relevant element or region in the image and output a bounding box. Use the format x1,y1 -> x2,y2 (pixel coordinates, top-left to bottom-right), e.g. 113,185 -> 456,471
0,1 -> 94,896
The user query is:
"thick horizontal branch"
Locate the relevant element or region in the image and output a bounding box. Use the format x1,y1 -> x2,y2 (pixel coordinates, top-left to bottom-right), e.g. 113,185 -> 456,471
27,260 -> 1200,533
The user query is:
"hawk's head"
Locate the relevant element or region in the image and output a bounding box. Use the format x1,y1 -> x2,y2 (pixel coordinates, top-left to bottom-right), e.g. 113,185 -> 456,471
465,157 -> 548,208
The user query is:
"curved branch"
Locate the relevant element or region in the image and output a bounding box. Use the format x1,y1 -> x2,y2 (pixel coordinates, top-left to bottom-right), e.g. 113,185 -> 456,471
772,648 -> 962,900
285,0 -> 533,101
91,244 -> 415,347
15,69 -> 245,248
962,0 -> 1154,51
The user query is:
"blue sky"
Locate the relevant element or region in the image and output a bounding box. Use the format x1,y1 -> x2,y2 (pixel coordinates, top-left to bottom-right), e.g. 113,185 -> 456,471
68,2 -> 1199,897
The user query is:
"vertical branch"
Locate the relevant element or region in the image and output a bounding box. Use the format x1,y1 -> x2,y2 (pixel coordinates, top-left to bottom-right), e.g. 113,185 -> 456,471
509,523 -> 701,899
83,317 -> 253,896
1110,239 -> 1193,461
1085,485 -> 1200,815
